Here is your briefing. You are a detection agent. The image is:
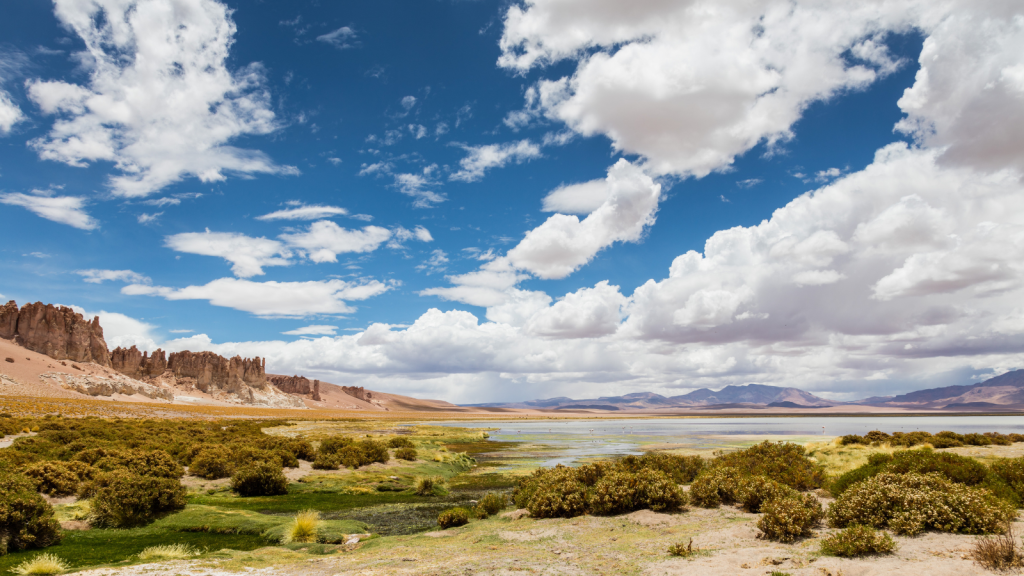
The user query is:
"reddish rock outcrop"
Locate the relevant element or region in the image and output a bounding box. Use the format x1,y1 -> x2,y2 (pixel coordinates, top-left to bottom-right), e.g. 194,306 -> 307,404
0,301 -> 18,340
341,386 -> 371,401
270,375 -> 322,401
270,375 -> 312,395
0,301 -> 110,366
166,351 -> 267,396
110,346 -> 168,378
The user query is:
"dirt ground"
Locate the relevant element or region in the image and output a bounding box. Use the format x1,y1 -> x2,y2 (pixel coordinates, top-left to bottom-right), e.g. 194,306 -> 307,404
70,501 -> 1018,576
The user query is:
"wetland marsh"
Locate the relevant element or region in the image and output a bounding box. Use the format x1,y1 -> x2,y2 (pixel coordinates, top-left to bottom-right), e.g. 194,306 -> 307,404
2,415 -> 1024,575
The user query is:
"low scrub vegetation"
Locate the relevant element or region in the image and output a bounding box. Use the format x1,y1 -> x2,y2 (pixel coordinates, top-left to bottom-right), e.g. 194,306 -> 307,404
840,430 -> 1024,448
667,538 -> 699,557
829,449 -> 1019,505
231,462 -> 289,497
756,493 -> 823,542
474,492 -> 507,518
90,470 -> 187,528
395,447 -> 417,461
828,472 -> 1014,535
0,472 -> 62,555
437,507 -> 470,529
819,525 -> 896,557
970,527 -> 1024,571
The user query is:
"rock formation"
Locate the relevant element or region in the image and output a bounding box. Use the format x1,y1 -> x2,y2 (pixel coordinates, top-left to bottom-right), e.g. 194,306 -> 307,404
110,346 -> 168,378
0,301 -> 110,366
0,301 -> 18,340
341,386 -> 372,401
269,375 -> 322,402
167,351 -> 267,395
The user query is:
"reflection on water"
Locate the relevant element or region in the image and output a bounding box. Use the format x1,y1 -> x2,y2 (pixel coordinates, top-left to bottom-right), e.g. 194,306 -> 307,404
436,415 -> 1024,468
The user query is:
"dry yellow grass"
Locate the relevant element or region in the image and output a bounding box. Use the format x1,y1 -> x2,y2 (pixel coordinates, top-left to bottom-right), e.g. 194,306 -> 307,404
12,553 -> 68,575
804,439 -> 902,474
282,510 -> 321,544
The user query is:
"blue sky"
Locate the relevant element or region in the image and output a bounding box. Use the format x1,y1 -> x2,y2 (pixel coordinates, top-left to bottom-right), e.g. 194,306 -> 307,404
1,1 -> 1023,403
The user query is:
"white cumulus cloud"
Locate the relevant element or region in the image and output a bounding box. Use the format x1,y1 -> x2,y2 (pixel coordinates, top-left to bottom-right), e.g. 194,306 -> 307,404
0,192 -> 98,230
27,0 -> 296,197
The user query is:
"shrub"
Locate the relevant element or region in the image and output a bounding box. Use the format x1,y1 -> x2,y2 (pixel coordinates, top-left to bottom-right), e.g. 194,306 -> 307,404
94,450 -> 183,479
0,473 -> 61,555
667,538 -> 699,557
137,544 -> 197,561
525,467 -> 590,518
311,452 -> 340,471
590,469 -> 686,515
991,457 -> 1024,502
387,437 -> 415,449
90,471 -> 187,528
437,507 -> 470,529
395,447 -> 417,461
757,493 -> 823,542
970,527 -> 1023,571
12,552 -> 68,575
864,430 -> 891,444
188,446 -> 234,479
285,439 -> 316,461
275,449 -> 299,469
714,441 -> 825,491
317,436 -> 353,457
230,462 -> 288,497
690,466 -> 742,508
477,492 -> 507,516
617,453 -> 705,484
359,440 -> 390,465
735,475 -> 796,513
827,472 -> 1014,535
230,446 -> 283,469
414,476 -> 444,496
819,525 -> 896,557
282,510 -> 320,544
963,433 -> 993,446
839,434 -> 868,446
830,449 -> 1020,505
22,462 -> 80,497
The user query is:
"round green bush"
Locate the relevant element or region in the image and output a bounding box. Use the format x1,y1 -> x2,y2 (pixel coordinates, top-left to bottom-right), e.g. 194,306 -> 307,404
90,470 -> 187,528
713,441 -> 825,491
22,461 -> 80,497
526,468 -> 589,518
0,472 -> 61,555
275,449 -> 299,468
689,466 -> 742,508
285,439 -> 316,461
94,449 -> 183,479
231,462 -> 289,497
735,475 -> 796,513
387,437 -> 415,449
189,447 -> 235,480
395,447 -> 417,461
477,492 -> 508,516
437,507 -> 470,529
312,452 -> 341,471
590,469 -> 686,515
757,493 -> 823,542
820,525 -> 897,557
827,472 -> 1014,535
317,436 -> 353,457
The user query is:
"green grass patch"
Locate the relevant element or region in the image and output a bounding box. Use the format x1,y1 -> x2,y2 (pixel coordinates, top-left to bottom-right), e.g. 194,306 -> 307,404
0,527 -> 267,576
449,472 -> 517,490
190,490 -> 439,513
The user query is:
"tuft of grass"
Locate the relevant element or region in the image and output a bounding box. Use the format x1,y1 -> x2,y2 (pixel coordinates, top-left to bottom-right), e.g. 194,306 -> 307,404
282,510 -> 321,544
414,476 -> 446,496
137,543 -> 197,561
13,553 -> 68,575
970,526 -> 1023,571
820,525 -> 896,557
667,538 -> 699,557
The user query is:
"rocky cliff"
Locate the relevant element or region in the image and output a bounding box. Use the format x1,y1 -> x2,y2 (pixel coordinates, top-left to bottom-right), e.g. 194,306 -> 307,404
109,346 -> 303,407
0,301 -> 110,366
341,385 -> 372,401
269,375 -> 322,402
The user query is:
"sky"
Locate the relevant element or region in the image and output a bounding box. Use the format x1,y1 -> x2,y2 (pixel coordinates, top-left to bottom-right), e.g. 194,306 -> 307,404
1,0 -> 1024,403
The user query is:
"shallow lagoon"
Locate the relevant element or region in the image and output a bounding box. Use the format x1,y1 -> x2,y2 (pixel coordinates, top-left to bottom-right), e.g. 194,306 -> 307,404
437,415 -> 1024,467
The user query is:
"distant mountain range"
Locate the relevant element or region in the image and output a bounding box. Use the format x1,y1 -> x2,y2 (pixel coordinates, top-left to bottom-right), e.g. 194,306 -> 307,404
466,370 -> 1024,412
